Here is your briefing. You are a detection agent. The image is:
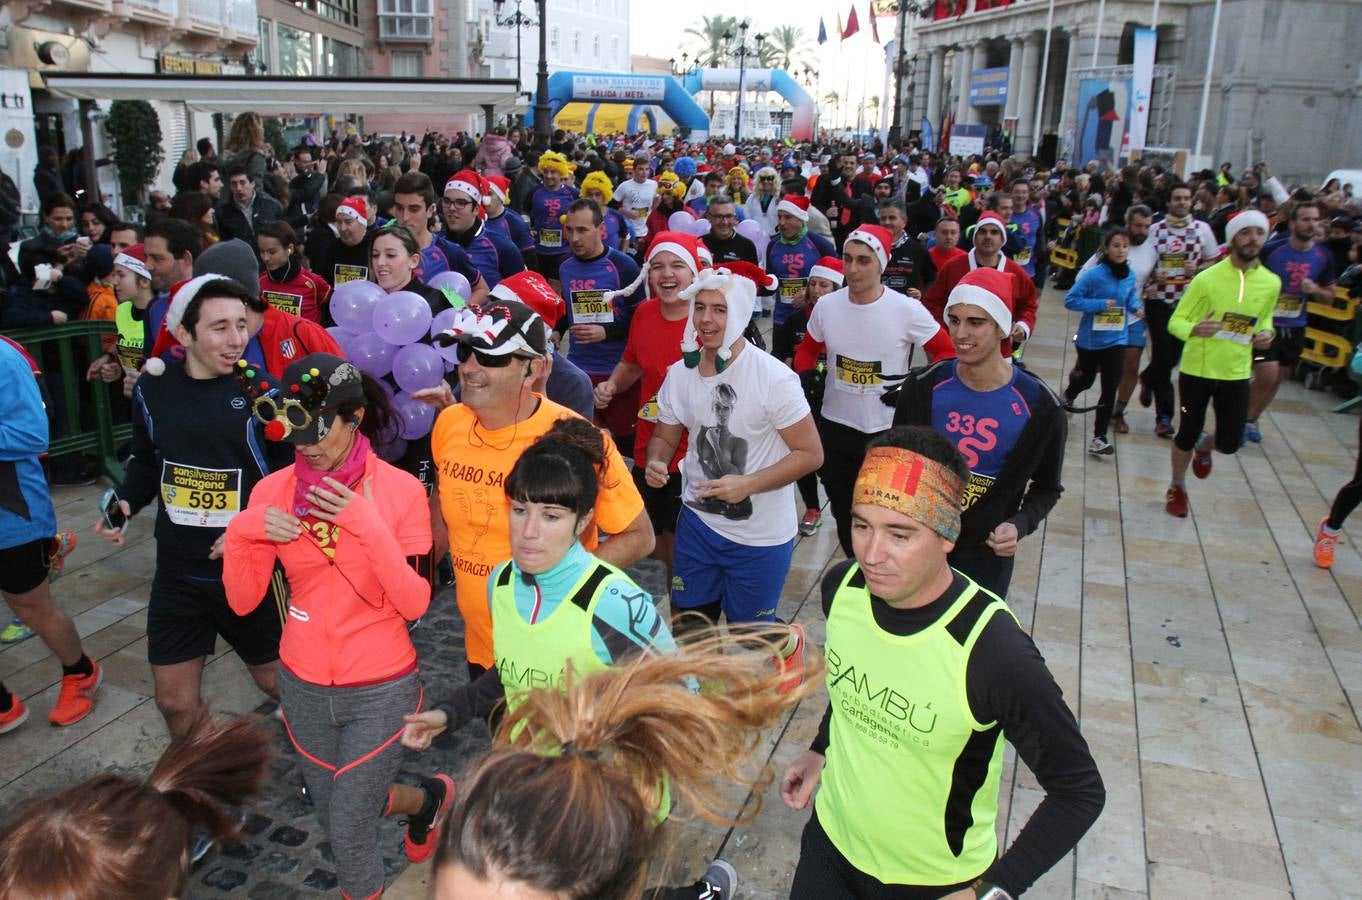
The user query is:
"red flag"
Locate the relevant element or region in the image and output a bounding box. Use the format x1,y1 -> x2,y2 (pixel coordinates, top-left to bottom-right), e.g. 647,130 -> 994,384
870,4 -> 881,43
842,5 -> 860,40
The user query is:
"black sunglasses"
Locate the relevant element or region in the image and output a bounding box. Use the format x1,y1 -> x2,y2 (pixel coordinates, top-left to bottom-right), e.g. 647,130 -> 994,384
455,343 -> 538,367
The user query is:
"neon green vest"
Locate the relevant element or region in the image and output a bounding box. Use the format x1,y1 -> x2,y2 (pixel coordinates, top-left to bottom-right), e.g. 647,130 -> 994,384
114,301 -> 144,373
816,564 -> 1014,886
491,560 -> 615,708
490,558 -> 671,820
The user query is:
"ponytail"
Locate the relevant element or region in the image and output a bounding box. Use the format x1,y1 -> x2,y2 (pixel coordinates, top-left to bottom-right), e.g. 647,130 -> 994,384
436,630 -> 821,899
0,712 -> 272,900
504,416 -> 614,517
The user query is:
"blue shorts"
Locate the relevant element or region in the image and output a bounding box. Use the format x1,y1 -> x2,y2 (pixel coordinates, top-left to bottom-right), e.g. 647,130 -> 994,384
671,507 -> 794,623
1126,316 -> 1147,349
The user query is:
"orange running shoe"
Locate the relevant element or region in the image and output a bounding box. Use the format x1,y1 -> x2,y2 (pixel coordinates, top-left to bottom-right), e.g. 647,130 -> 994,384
48,530 -> 78,583
1314,519 -> 1338,569
49,659 -> 102,727
774,623 -> 807,694
1,696 -> 29,735
404,773 -> 455,864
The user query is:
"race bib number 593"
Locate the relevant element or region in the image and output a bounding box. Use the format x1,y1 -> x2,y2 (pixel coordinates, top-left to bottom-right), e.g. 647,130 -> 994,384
160,462 -> 242,528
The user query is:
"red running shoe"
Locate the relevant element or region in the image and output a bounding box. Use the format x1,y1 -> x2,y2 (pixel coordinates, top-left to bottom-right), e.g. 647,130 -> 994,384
49,660 -> 102,727
1165,484 -> 1189,518
1192,442 -> 1213,480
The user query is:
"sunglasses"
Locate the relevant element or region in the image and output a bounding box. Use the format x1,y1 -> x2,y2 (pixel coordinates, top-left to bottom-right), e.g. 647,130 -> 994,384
455,343 -> 538,367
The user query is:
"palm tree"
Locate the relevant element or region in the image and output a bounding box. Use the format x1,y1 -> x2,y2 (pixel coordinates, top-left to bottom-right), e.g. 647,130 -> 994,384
824,90 -> 841,131
760,24 -> 817,73
685,15 -> 740,116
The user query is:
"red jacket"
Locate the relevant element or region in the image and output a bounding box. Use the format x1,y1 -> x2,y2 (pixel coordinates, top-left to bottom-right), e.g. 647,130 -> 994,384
921,251 -> 1039,356
150,305 -> 342,379
259,266 -> 331,324
224,451 -> 432,686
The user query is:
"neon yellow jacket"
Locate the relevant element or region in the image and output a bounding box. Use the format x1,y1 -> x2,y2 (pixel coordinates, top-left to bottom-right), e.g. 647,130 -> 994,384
1168,257 -> 1280,381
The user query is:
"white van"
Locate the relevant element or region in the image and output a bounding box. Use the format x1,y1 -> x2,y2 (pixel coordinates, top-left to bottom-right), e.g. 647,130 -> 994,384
1322,169 -> 1362,194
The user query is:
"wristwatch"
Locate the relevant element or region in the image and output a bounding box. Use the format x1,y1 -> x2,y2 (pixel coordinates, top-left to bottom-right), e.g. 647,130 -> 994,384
972,879 -> 1014,900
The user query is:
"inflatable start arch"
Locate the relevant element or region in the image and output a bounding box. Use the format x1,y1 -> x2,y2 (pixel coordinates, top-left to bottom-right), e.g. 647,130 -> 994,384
526,71 -> 709,139
681,68 -> 815,142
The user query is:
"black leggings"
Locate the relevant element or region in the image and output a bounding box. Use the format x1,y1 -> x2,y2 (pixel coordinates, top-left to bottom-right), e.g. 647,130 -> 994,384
1173,373 -> 1249,454
1141,299 -> 1183,420
798,473 -> 820,512
1327,414 -> 1362,529
1065,345 -> 1126,439
789,810 -> 977,899
818,418 -> 882,556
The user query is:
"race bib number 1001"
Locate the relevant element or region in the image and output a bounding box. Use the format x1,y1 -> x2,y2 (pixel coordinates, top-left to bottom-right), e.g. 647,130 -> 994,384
160,461 -> 242,527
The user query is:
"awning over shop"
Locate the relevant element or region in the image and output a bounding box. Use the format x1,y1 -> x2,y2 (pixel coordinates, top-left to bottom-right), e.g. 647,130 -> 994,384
39,73 -> 524,116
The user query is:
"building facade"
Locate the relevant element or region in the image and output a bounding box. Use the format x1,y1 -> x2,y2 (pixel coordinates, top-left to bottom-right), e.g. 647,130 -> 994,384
897,0 -> 1361,183
1,0 -> 258,213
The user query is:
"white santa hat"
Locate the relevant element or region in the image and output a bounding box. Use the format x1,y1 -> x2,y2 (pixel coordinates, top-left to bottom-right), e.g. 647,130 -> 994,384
677,261 -> 775,371
776,194 -> 811,221
1225,209 -> 1270,243
696,243 -> 714,267
602,231 -> 703,303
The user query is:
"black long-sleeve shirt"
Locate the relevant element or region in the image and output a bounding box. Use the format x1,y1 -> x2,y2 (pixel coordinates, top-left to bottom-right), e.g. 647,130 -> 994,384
810,559 -> 1105,896
119,361 -> 289,571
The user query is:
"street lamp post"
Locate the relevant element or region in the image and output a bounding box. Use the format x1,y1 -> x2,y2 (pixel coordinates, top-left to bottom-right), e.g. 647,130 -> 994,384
492,0 -> 537,93
726,22 -> 765,143
532,0 -> 550,143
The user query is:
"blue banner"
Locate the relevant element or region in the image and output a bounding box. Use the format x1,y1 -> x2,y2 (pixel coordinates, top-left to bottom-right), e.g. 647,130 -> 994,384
969,67 -> 1009,107
921,116 -> 935,152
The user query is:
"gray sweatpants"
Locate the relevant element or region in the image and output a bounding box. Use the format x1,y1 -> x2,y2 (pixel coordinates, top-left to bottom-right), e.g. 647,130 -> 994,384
280,667 -> 422,899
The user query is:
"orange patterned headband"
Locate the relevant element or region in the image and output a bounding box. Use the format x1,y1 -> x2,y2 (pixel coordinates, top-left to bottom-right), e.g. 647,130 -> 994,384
852,447 -> 964,541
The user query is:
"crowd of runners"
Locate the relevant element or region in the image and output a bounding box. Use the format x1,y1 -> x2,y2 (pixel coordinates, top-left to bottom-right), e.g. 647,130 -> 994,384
2,116 -> 1361,898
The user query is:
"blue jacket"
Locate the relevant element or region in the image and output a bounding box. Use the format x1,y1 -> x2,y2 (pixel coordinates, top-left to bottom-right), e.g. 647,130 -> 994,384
1065,258 -> 1141,349
0,340 -> 57,551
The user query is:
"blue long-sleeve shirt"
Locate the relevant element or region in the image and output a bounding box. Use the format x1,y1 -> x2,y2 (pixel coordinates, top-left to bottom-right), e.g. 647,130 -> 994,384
0,340 -> 57,550
1065,259 -> 1141,349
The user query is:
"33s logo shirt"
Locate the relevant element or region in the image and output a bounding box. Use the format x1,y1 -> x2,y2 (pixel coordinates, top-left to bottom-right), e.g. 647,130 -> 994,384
931,363 -> 1031,509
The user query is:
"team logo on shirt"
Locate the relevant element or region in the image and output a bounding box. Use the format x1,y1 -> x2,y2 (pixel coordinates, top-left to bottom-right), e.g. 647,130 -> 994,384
280,339 -> 297,359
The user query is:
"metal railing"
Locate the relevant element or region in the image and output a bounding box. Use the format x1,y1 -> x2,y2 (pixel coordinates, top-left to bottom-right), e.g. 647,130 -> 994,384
1,321 -> 131,483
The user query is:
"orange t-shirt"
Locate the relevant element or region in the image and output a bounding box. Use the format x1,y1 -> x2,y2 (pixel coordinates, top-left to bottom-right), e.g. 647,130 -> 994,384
430,395 -> 645,668
83,283 -> 118,352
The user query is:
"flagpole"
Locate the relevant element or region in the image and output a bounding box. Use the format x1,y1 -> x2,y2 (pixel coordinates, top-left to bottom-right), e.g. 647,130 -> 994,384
1030,0 -> 1056,157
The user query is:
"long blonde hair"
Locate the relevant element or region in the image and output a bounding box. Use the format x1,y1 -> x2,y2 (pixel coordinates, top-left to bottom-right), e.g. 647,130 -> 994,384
225,112 -> 265,154
436,630 -> 820,899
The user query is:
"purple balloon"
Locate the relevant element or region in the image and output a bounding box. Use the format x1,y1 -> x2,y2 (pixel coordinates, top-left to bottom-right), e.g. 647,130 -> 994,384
692,218 -> 711,237
376,436 -> 408,463
330,281 -> 386,333
394,392 -> 436,441
326,326 -> 358,356
348,332 -> 397,378
735,218 -> 766,243
668,211 -> 695,234
373,291 -> 434,346
430,307 -> 458,338
392,343 -> 445,393
427,270 -> 471,303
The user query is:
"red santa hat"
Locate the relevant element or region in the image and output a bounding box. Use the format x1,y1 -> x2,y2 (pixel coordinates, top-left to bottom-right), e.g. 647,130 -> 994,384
677,261 -> 775,371
844,225 -> 896,271
776,194 -> 811,222
696,243 -> 714,267
335,196 -> 368,223
603,231 -> 703,303
484,174 -> 511,204
490,270 -> 565,332
809,256 -> 844,286
113,244 -> 151,282
973,211 -> 1008,236
444,170 -> 489,219
945,266 -> 1014,334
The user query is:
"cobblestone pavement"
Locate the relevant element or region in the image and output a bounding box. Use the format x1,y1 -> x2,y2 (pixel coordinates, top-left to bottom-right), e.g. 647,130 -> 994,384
5,290 -> 1362,898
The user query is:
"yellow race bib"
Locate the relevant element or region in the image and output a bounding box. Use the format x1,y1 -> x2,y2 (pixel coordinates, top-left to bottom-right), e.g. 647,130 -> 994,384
334,264 -> 368,285
570,290 -> 614,324
833,355 -> 883,393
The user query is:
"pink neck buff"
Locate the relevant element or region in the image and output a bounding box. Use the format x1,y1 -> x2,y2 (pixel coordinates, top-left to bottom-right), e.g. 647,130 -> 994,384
851,447 -> 965,541
292,429 -> 371,518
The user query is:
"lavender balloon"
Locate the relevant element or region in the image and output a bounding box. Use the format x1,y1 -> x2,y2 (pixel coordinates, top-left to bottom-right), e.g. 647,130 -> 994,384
735,218 -> 765,244
668,211 -> 695,233
330,281 -> 385,333
430,307 -> 458,338
427,270 -> 471,305
394,392 -> 436,440
347,332 -> 397,378
326,326 -> 358,356
376,436 -> 408,463
391,343 -> 445,394
373,291 -> 433,346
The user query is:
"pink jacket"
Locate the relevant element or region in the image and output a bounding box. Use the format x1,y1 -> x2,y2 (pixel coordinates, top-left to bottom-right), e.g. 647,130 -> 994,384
473,133 -> 514,177
224,451 -> 432,686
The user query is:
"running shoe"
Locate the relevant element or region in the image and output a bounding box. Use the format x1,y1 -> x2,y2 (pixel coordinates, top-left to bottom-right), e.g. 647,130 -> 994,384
404,774 -> 455,864
1314,519 -> 1339,569
1244,421 -> 1263,444
1155,416 -> 1175,439
698,859 -> 738,899
1,617 -> 34,643
48,659 -> 102,727
0,696 -> 29,735
773,623 -> 807,694
1111,414 -> 1129,434
47,530 -> 77,583
1191,439 -> 1213,479
1165,484 -> 1189,518
1087,436 -> 1115,456
798,508 -> 821,536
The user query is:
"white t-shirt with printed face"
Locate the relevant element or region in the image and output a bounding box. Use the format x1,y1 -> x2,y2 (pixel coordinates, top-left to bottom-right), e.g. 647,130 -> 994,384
614,178 -> 658,238
806,286 -> 944,434
656,345 -> 811,546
